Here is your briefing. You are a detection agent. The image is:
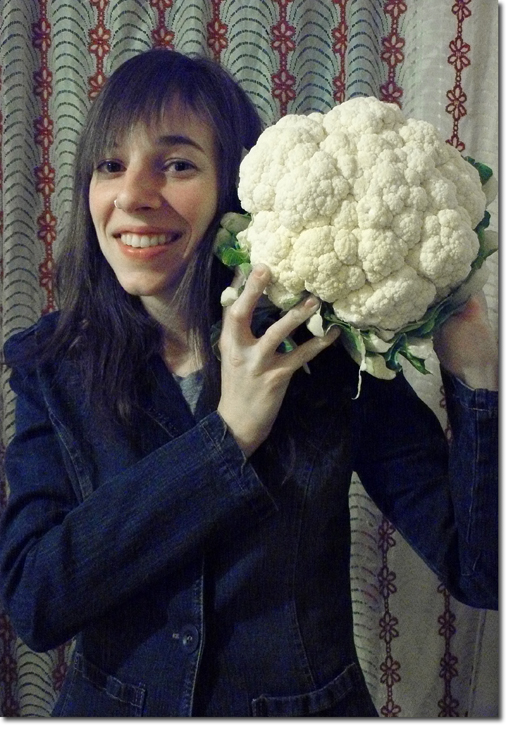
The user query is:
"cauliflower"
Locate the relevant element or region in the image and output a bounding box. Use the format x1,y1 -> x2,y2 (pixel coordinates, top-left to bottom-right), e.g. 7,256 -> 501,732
215,97 -> 497,379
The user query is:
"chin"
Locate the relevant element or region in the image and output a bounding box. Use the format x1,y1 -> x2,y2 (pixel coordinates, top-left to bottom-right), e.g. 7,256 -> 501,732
116,280 -> 164,297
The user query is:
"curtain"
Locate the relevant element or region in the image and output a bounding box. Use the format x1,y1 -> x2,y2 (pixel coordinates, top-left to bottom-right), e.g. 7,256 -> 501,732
0,0 -> 498,718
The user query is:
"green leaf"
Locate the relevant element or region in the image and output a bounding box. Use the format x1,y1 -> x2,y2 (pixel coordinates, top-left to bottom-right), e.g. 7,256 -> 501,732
220,211 -> 252,235
239,262 -> 253,278
397,342 -> 431,374
219,248 -> 251,268
464,156 -> 494,185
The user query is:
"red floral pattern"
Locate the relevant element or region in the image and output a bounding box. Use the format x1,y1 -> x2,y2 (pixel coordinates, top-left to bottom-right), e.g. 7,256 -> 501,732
152,26 -> 175,48
88,0 -> 110,98
380,655 -> 401,685
151,0 -> 174,49
378,567 -> 398,598
440,650 -> 459,681
331,0 -> 349,102
32,2 -> 56,315
271,67 -> 296,107
380,1 -> 407,106
37,211 -> 57,245
448,37 -> 471,72
150,0 -> 173,10
271,20 -> 295,55
446,0 -> 472,150
32,17 -> 51,52
437,585 -> 460,716
446,85 -> 467,121
452,0 -> 472,23
207,4 -> 228,60
33,68 -> 53,101
89,24 -> 111,60
377,517 -> 402,716
271,0 -> 296,115
88,71 -> 108,98
381,699 -> 402,716
384,0 -> 407,20
379,610 -> 400,644
332,75 -> 345,102
34,114 -> 54,147
381,33 -> 405,67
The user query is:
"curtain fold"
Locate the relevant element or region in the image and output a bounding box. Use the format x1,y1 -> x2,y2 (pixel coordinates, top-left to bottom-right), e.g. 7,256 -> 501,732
0,0 -> 498,717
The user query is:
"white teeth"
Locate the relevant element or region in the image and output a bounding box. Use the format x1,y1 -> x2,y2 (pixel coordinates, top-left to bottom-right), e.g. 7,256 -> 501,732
120,233 -> 174,248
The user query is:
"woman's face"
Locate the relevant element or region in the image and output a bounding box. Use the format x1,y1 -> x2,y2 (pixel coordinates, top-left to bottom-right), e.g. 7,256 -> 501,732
89,102 -> 218,305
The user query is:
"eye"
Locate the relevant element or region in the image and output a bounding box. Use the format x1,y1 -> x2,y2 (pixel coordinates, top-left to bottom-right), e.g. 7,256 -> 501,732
95,159 -> 124,174
166,159 -> 197,175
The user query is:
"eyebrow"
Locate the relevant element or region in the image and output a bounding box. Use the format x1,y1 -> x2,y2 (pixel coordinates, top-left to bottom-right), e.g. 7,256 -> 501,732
108,133 -> 207,156
156,134 -> 205,153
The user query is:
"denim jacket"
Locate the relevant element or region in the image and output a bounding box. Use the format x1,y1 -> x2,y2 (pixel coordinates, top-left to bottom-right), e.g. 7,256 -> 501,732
0,312 -> 498,717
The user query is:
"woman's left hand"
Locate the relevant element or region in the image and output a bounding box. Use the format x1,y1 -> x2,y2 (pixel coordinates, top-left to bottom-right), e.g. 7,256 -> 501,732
433,292 -> 498,390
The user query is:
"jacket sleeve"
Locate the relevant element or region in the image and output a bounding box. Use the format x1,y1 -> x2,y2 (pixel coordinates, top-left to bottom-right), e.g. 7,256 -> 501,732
352,369 -> 498,610
0,338 -> 277,652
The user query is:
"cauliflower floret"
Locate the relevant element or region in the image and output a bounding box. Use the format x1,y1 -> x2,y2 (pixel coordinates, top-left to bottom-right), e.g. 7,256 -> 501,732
406,209 -> 480,297
358,228 -> 409,282
323,96 -> 405,136
332,265 -> 437,331
423,172 -> 459,210
237,96 -> 491,333
331,198 -> 359,231
437,157 -> 486,228
238,211 -> 304,296
274,151 -> 350,231
238,119 -> 324,213
320,132 -> 358,178
391,209 -> 424,245
289,227 -> 365,302
356,194 -> 394,229
399,119 -> 452,166
332,225 -> 359,264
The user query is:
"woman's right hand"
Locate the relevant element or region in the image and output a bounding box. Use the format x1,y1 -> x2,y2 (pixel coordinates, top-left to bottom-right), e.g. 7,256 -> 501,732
217,264 -> 340,457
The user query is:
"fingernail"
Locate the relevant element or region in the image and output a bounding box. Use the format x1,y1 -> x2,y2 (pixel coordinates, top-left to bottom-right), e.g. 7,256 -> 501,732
252,264 -> 267,278
304,296 -> 319,309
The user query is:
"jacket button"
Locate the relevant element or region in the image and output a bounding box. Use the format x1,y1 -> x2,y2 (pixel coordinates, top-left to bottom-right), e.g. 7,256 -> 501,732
180,624 -> 199,653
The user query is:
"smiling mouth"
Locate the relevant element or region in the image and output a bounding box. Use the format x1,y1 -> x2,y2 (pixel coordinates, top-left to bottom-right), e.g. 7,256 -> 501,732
119,232 -> 182,248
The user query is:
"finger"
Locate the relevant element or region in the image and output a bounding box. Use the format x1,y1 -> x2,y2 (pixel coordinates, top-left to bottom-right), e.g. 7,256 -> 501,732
220,267 -> 248,308
261,296 -> 320,353
287,326 -> 341,370
225,264 -> 271,330
229,266 -> 246,290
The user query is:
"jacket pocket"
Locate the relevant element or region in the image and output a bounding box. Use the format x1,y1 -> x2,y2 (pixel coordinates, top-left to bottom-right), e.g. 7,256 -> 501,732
52,653 -> 146,717
251,663 -> 378,717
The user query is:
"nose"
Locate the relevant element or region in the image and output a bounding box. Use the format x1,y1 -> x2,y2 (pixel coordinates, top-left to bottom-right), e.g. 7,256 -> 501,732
114,167 -> 163,213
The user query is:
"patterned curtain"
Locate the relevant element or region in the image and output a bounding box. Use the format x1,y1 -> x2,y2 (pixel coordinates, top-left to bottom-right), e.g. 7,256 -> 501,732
0,0 -> 498,718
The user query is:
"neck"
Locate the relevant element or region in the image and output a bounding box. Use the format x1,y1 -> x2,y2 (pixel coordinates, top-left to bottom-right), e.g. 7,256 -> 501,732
162,337 -> 202,377
140,295 -> 202,377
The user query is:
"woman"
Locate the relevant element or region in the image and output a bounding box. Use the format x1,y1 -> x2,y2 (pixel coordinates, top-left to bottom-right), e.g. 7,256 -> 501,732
0,49 -> 498,717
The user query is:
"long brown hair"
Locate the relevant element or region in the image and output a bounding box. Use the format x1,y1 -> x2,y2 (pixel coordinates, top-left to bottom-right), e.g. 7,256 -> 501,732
34,49 -> 263,430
